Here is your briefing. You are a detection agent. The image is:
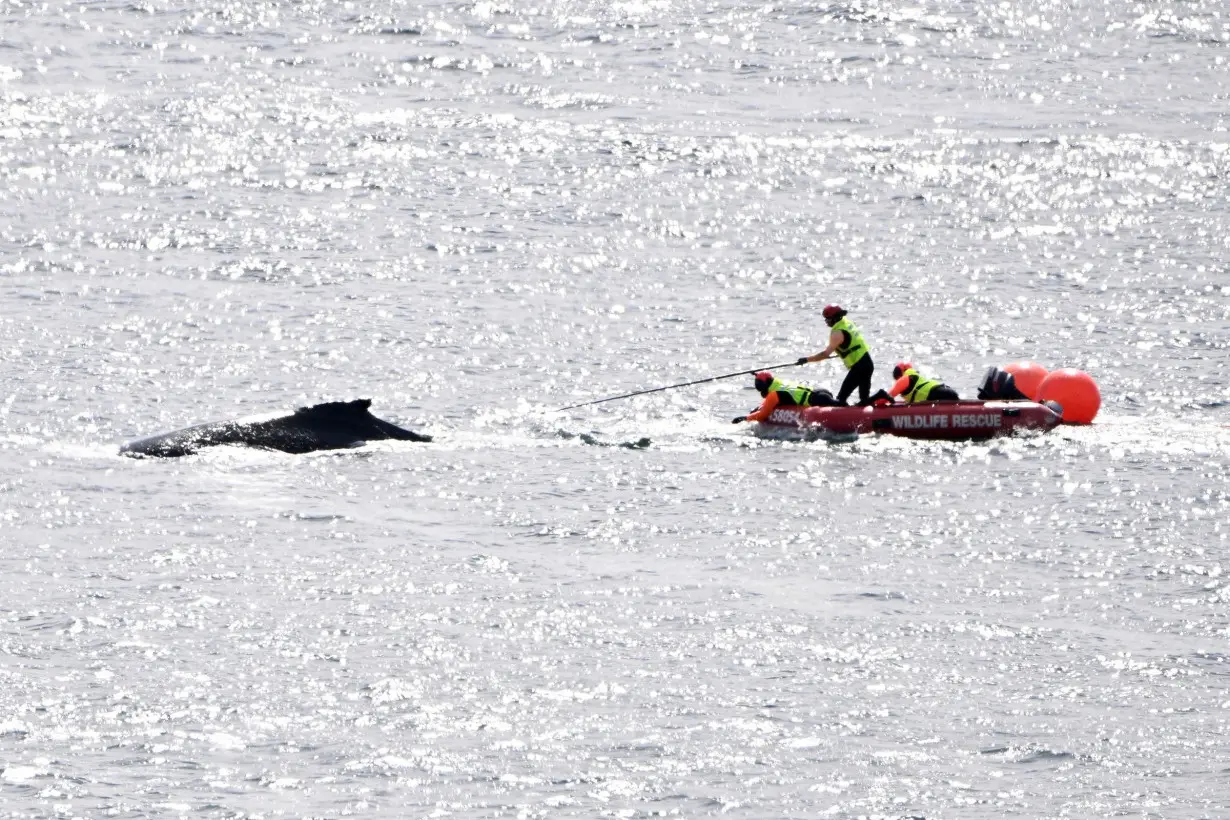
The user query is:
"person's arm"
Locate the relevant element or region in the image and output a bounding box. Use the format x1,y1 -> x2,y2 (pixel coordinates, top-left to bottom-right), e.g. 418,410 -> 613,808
744,391 -> 782,423
888,375 -> 911,398
799,328 -> 845,364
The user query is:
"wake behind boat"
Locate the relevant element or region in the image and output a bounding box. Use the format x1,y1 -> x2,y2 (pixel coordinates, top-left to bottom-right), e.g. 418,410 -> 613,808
749,399 -> 1063,442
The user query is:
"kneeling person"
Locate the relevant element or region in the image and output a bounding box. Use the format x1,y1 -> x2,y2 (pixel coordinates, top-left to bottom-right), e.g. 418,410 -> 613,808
732,371 -> 840,424
870,362 -> 960,404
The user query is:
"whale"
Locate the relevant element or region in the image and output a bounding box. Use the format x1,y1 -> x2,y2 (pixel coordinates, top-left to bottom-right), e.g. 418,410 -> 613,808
120,399 -> 431,458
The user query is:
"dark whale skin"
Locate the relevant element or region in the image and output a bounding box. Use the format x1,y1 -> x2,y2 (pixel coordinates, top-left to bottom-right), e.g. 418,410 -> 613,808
120,399 -> 431,458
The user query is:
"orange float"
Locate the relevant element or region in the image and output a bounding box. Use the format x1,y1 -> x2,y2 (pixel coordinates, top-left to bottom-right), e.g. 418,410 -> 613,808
1036,368 -> 1101,424
1002,360 -> 1049,400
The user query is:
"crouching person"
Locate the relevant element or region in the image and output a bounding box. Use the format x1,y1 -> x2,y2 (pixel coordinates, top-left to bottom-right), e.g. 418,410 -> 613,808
732,371 -> 841,424
869,362 -> 960,405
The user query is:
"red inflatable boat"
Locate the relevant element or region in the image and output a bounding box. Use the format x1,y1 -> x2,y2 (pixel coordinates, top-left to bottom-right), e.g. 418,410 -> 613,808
752,400 -> 1063,441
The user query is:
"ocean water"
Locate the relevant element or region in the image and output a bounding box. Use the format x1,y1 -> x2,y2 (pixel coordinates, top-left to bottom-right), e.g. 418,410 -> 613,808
2,1 -> 1229,817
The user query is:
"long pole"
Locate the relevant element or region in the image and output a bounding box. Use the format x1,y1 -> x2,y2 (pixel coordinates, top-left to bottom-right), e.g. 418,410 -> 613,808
555,360 -> 804,411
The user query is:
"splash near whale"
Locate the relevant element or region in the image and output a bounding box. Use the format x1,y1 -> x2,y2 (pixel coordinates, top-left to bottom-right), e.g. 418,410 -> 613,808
119,399 -> 431,458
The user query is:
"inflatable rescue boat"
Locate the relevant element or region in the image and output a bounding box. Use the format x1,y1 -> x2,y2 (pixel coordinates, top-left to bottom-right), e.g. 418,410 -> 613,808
752,400 -> 1063,442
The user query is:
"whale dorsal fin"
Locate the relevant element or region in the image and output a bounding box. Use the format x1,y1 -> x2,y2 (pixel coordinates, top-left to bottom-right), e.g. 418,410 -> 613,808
294,399 -> 373,417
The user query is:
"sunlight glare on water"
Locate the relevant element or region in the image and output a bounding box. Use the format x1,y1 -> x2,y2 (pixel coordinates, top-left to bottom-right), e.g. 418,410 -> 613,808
1,1 -> 1229,818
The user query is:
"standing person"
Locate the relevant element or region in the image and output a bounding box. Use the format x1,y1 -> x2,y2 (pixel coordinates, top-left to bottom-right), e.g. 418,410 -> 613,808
732,371 -> 840,424
796,304 -> 875,405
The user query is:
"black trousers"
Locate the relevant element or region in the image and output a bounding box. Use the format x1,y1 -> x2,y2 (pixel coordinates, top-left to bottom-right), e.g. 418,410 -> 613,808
837,355 -> 874,405
929,385 -> 960,401
805,388 -> 842,407
869,385 -> 960,404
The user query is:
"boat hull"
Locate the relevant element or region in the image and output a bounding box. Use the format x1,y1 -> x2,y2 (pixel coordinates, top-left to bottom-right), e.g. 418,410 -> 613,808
753,400 -> 1062,441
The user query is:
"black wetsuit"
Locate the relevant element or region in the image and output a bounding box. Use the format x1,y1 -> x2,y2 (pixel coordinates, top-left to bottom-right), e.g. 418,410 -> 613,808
927,385 -> 960,401
837,354 -> 875,406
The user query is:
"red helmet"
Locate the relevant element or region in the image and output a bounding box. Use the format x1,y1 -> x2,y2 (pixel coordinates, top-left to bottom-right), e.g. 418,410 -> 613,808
892,362 -> 915,380
822,304 -> 845,321
753,371 -> 774,391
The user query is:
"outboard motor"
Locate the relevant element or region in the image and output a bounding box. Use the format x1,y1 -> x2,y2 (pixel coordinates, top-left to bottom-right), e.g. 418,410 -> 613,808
978,366 -> 1030,401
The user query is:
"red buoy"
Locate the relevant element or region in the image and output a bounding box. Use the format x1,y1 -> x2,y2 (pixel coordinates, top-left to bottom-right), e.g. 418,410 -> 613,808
1036,368 -> 1101,424
1002,360 -> 1049,400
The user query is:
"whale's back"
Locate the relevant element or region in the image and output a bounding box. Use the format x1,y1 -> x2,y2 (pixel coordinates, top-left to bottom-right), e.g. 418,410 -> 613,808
120,399 -> 431,457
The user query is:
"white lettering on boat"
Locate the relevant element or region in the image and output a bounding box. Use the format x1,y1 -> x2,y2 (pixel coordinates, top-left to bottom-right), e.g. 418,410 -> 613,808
891,413 -> 1003,430
768,409 -> 802,425
892,414 -> 948,430
954,414 -> 1002,428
